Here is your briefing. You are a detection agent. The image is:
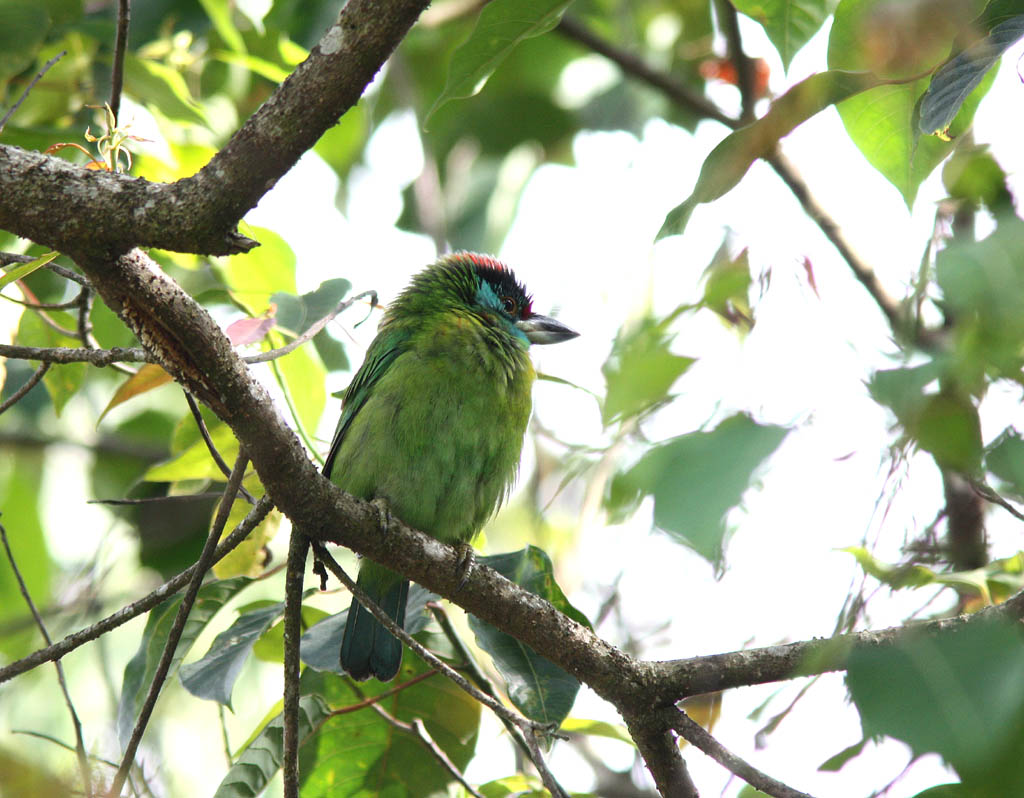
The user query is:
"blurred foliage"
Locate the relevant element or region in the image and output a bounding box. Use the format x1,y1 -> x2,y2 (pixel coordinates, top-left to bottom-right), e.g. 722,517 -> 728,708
1,0 -> 1024,795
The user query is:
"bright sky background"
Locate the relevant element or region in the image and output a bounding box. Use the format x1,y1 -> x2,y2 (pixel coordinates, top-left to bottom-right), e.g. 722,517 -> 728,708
16,13 -> 1024,798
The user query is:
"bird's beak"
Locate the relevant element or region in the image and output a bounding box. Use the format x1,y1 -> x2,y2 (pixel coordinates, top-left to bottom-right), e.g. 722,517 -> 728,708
516,314 -> 579,345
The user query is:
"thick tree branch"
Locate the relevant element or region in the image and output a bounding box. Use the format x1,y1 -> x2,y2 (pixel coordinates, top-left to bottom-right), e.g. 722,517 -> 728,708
0,0 -> 431,256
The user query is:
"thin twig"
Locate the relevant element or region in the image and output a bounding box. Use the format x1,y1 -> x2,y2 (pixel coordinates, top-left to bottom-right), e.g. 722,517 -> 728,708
555,14 -> 908,338
715,0 -> 758,122
765,152 -> 905,333
0,344 -> 150,365
182,391 -> 256,503
1,517 -> 93,796
308,542 -> 554,736
970,478 -> 1024,523
217,705 -> 233,767
369,705 -> 486,798
109,450 -> 251,797
48,262 -> 92,287
282,530 -> 309,798
327,670 -> 438,716
669,708 -> 816,798
109,0 -> 131,123
428,602 -> 538,764
0,361 -> 50,415
0,496 -> 273,687
555,16 -> 738,129
242,290 -> 378,365
0,51 -> 66,132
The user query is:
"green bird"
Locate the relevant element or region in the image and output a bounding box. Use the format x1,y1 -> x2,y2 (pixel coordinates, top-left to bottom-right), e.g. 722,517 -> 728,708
323,252 -> 578,681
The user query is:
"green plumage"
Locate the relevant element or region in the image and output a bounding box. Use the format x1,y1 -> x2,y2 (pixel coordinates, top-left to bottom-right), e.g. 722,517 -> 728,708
324,253 -> 577,681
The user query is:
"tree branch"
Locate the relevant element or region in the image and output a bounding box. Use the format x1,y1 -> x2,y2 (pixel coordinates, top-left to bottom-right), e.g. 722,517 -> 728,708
668,708 -> 814,798
0,0 -> 431,256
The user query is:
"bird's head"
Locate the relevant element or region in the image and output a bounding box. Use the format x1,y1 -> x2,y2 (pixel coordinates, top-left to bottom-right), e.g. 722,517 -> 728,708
391,252 -> 579,347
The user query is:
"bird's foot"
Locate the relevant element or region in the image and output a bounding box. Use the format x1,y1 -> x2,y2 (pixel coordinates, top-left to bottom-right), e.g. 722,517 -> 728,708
454,543 -> 475,592
371,497 -> 392,534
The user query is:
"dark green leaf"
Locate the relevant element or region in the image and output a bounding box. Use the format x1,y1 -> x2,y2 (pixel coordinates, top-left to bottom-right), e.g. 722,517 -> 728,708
180,601 -> 284,708
117,577 -> 252,747
942,146 -> 1014,213
618,414 -> 789,564
270,277 -> 351,335
469,546 -> 588,726
0,2 -> 50,83
659,70 -> 882,237
732,0 -> 829,69
427,0 -> 573,121
919,13 -> 1024,135
847,618 -> 1024,789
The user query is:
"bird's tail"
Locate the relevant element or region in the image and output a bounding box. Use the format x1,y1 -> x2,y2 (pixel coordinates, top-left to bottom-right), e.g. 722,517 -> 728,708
340,565 -> 409,681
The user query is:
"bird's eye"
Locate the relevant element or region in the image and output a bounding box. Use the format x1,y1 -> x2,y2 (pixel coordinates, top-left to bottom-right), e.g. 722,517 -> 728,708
500,296 -> 517,315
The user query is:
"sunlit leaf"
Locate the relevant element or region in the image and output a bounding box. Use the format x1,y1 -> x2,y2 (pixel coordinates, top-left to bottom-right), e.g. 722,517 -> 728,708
427,0 -> 574,121
144,423 -> 240,482
732,0 -> 829,69
827,0 -> 996,205
469,546 -> 588,726
220,227 -> 297,315
98,364 -> 173,423
0,251 -> 58,291
198,0 -> 245,54
601,306 -> 695,426
124,54 -> 209,127
15,309 -> 85,415
659,70 -> 882,237
211,476 -> 282,579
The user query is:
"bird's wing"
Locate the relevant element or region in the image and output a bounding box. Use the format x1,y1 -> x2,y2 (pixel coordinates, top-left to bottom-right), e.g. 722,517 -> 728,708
322,326 -> 412,479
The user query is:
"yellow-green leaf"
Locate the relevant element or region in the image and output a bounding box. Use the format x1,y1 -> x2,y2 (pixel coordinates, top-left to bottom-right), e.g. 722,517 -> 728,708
98,363 -> 172,423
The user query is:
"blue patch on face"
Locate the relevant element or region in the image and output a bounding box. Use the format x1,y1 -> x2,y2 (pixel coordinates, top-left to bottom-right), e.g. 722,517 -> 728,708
475,279 -> 530,346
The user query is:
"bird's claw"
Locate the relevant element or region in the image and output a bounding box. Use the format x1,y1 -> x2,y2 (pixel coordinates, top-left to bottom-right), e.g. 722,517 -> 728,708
455,543 -> 475,592
371,497 -> 392,535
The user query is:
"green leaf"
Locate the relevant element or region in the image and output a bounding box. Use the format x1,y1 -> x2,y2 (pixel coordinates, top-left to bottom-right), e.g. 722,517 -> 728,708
118,577 -> 252,747
818,737 -> 868,771
217,663 -> 480,798
985,430 -> 1024,499
0,2 -> 50,83
198,0 -> 245,54
732,0 -> 829,69
658,70 -> 882,237
701,245 -> 754,330
314,106 -> 368,179
0,251 -> 57,290
867,362 -> 943,425
427,0 -> 573,122
469,546 -> 589,726
124,54 -> 210,127
847,618 -> 1024,789
601,306 -> 695,425
827,0 -> 996,205
221,227 -> 297,315
617,414 -> 789,564
0,451 -> 51,660
273,341 -> 326,444
15,308 -> 85,415
213,669 -> 332,798
180,601 -> 283,708
842,546 -> 937,590
936,217 -> 1024,379
912,392 -> 982,472
143,423 -> 239,482
919,13 -> 1024,135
